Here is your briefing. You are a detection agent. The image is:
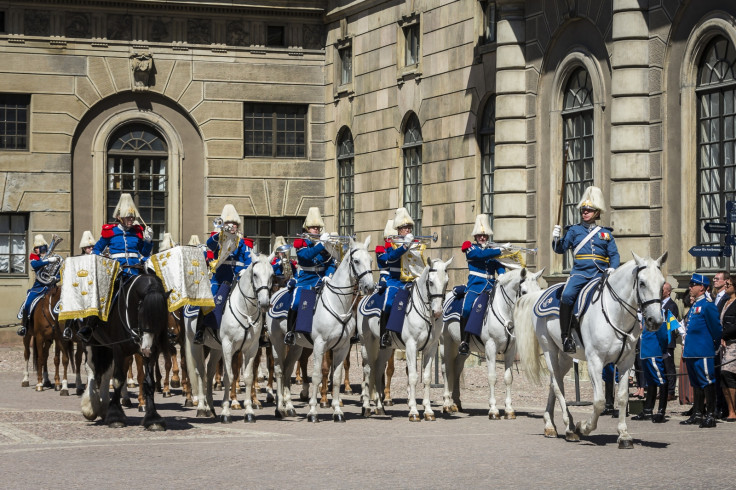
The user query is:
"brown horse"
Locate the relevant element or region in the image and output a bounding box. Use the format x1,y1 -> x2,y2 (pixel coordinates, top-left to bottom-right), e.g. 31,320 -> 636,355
29,284 -> 73,394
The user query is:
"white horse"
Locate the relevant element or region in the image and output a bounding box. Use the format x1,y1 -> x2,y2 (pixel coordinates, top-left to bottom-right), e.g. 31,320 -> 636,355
184,253 -> 273,422
441,267 -> 544,419
514,252 -> 667,448
267,236 -> 374,422
359,257 -> 453,421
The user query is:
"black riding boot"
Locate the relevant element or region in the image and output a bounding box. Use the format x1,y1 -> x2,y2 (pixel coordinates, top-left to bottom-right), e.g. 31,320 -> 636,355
193,316 -> 207,345
16,313 -> 28,337
652,383 -> 669,423
559,302 -> 576,353
681,386 -> 704,425
602,381 -> 615,416
379,310 -> 391,349
458,317 -> 470,356
700,384 -> 717,428
77,316 -> 97,343
633,385 -> 657,420
284,309 -> 298,346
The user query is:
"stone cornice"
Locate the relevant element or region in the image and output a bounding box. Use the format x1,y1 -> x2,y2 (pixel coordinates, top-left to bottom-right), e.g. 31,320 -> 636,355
323,0 -> 392,24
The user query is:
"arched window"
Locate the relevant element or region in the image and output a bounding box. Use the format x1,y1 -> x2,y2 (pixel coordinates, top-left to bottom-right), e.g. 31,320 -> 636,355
479,97 -> 495,226
697,36 -> 736,269
107,123 -> 168,247
562,68 -> 594,269
337,128 -> 355,236
402,113 -> 422,233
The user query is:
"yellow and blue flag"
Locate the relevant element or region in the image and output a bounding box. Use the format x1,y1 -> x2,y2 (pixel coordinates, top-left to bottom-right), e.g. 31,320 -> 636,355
664,310 -> 680,343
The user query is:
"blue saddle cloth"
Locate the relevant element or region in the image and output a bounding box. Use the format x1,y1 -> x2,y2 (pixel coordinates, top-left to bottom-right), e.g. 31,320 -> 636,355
533,278 -> 601,319
358,290 -> 386,319
203,282 -> 231,330
268,288 -> 292,319
183,305 -> 199,318
386,288 -> 410,334
465,292 -> 490,336
294,289 -> 317,334
442,286 -> 466,322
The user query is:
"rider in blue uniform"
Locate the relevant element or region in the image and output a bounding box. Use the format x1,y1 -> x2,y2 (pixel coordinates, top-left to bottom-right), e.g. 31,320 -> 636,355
16,235 -> 61,337
284,207 -> 337,345
458,214 -> 507,356
681,273 -> 722,428
379,207 -> 417,349
270,235 -> 297,289
552,186 -> 620,353
375,219 -> 396,294
194,204 -> 253,344
78,193 -> 154,341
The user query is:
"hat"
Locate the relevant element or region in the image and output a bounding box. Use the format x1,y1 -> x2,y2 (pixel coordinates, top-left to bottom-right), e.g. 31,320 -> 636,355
159,233 -> 175,252
393,207 -> 415,228
33,234 -> 48,248
113,193 -> 141,219
79,230 -> 95,249
577,186 -> 606,213
274,236 -> 287,249
303,207 -> 325,229
383,219 -> 397,239
188,235 -> 201,246
471,214 -> 493,236
690,273 -> 710,287
220,204 -> 242,226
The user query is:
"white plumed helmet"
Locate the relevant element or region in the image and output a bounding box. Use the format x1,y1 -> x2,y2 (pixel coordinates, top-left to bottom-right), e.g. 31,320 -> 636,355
273,235 -> 287,249
33,234 -> 48,248
471,214 -> 493,236
220,204 -> 242,226
79,230 -> 95,249
112,193 -> 140,219
393,207 -> 415,228
383,219 -> 397,239
577,186 -> 606,213
159,233 -> 175,252
188,234 -> 201,246
303,207 -> 325,230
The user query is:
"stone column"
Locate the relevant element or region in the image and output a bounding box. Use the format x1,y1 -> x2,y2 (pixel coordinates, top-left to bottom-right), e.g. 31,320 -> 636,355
493,1 -> 529,245
609,0 -> 657,256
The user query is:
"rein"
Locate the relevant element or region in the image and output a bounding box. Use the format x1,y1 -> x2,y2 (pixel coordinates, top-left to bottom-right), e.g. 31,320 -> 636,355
486,279 -> 520,355
406,267 -> 443,352
227,265 -> 270,353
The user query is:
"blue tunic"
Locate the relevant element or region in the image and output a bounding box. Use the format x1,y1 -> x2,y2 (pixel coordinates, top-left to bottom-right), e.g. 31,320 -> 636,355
380,243 -> 412,310
291,238 -> 336,307
18,253 -> 55,319
682,296 -> 722,359
93,224 -> 153,277
207,232 -> 252,295
462,242 -> 505,317
553,222 -> 620,305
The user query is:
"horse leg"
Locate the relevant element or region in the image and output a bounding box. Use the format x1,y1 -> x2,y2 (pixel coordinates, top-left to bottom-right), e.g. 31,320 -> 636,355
34,332 -> 46,391
343,351 -> 352,395
142,350 -> 166,431
441,324 -> 457,414
22,334 -> 32,387
502,346 -> 516,419
266,345 -> 275,404
320,350 -> 332,408
206,351 -> 222,419
220,342 -> 235,423
136,354 -> 146,412
307,341 -> 325,422
360,318 -> 378,417
485,339 -> 500,420
421,345 -> 437,421
53,338 -> 62,391
550,351 -> 576,441
185,321 -> 211,417
384,351 -> 395,407
243,346 -> 258,423
298,347 -> 311,402
127,362 -> 137,388
250,347 -> 263,409
119,356 -> 132,408
214,358 -> 223,391
331,344 -> 350,422
577,357 -> 605,438
81,346 -> 101,420
180,344 -> 194,407
161,347 -> 172,398
60,339 -> 70,396
269,321 -> 288,418
75,339 -> 85,396
615,366 -> 635,449
170,345 -> 181,389
104,351 -> 128,428
405,341 -> 420,422
230,352 -> 242,410
452,348 -> 465,412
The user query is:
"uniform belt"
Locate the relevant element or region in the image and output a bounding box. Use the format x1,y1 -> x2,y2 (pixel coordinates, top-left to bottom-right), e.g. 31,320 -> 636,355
574,254 -> 610,263
469,271 -> 492,279
222,260 -> 245,267
110,252 -> 140,259
379,271 -> 389,275
389,267 -> 401,273
301,266 -> 325,272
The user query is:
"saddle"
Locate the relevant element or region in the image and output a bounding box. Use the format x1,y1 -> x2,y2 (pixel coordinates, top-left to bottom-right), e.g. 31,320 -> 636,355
533,277 -> 602,320
386,288 -> 410,334
268,288 -> 292,319
465,291 -> 490,337
358,289 -> 387,319
294,288 -> 318,334
202,281 -> 231,331
442,286 -> 466,322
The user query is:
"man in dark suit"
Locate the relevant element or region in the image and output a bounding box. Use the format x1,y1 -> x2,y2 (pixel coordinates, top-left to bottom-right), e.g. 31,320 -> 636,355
662,282 -> 680,401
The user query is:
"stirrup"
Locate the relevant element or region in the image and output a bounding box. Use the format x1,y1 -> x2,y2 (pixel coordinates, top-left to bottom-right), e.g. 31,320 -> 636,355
380,332 -> 391,349
77,327 -> 93,343
458,341 -> 470,356
284,331 -> 296,346
562,337 -> 576,353
62,327 -> 73,341
16,326 -> 26,337
349,333 -> 360,345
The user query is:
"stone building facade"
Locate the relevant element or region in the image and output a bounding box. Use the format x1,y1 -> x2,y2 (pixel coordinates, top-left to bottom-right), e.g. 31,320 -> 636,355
1,0 -> 735,322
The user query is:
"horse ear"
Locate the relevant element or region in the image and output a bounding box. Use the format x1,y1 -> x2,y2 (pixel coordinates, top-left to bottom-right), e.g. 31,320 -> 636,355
164,289 -> 173,300
656,250 -> 668,267
533,267 -> 545,280
363,235 -> 371,249
267,252 -> 275,263
631,251 -> 645,267
426,256 -> 434,268
444,256 -> 453,267
520,267 -> 527,279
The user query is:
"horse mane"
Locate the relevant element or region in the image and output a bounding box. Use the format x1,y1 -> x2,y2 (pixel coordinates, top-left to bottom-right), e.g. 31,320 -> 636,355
137,275 -> 168,337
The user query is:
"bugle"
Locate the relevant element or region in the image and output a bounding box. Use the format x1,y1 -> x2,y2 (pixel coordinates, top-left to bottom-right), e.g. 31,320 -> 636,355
489,242 -> 538,254
386,232 -> 438,244
295,232 -> 356,244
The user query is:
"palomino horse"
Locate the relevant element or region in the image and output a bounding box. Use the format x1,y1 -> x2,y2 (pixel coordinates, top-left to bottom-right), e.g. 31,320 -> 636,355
514,252 -> 667,448
185,253 -> 273,422
442,268 -> 544,419
359,257 -> 452,421
81,273 -> 170,430
267,236 -> 374,422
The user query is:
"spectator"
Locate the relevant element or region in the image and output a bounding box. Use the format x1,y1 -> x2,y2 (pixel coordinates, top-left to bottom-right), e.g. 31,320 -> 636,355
719,277 -> 736,422
713,271 -> 729,310
711,271 -> 730,418
662,282 -> 680,400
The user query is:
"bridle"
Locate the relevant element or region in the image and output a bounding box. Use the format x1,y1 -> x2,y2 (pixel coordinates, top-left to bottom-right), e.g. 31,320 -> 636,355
486,274 -> 525,354
321,247 -> 371,326
406,262 -> 445,352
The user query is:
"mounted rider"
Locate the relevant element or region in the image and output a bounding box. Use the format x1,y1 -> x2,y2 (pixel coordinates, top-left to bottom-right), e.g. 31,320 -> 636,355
378,207 -> 418,349
375,219 -> 396,293
457,214 -> 507,356
193,204 -> 253,345
552,186 -> 620,353
16,234 -> 61,337
284,207 -> 337,346
77,193 -> 154,341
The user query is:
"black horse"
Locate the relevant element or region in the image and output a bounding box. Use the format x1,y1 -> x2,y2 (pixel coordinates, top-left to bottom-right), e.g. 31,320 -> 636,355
81,272 -> 171,430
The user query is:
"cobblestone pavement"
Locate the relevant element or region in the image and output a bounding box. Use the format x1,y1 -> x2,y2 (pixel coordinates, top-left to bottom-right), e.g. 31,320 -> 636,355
1,335 -> 735,488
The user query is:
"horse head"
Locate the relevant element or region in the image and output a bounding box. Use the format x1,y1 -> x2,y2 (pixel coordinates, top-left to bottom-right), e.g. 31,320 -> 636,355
135,275 -> 170,357
632,251 -> 668,332
424,256 -> 453,319
346,235 -> 375,295
247,253 -> 274,311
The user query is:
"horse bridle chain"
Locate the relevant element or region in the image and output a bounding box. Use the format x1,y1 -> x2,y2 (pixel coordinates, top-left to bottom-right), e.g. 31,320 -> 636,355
487,279 -> 521,354
403,266 -> 444,352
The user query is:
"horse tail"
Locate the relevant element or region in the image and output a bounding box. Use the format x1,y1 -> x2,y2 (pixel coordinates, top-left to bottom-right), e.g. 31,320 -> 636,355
513,291 -> 544,385
139,279 -> 169,339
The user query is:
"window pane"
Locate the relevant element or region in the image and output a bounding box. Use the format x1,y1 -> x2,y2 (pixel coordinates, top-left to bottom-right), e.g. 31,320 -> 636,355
0,94 -> 30,150
0,213 -> 27,275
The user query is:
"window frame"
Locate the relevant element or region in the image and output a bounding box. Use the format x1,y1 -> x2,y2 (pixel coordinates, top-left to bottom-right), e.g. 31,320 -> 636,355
0,94 -> 31,151
479,97 -> 496,225
0,213 -> 29,276
266,25 -> 285,48
334,36 -> 355,99
337,128 -> 355,237
242,216 -> 304,256
244,103 -> 308,159
397,13 -> 423,84
402,113 -> 423,235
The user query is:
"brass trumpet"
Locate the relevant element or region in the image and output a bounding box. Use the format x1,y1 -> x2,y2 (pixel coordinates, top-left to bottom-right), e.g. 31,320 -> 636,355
489,242 -> 538,254
386,232 -> 438,244
295,232 -> 356,244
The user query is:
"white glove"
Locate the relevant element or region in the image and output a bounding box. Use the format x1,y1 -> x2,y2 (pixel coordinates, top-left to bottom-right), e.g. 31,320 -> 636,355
320,232 -> 330,242
404,233 -> 414,245
46,256 -> 60,263
606,267 -> 615,274
498,242 -> 511,251
552,225 -> 561,239
143,226 -> 153,243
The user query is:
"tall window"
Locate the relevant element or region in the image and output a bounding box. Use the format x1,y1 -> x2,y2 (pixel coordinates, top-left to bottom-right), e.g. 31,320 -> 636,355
242,217 -> 303,255
562,68 -> 594,269
404,23 -> 420,67
337,128 -> 354,236
0,214 -> 27,275
403,114 -> 422,234
106,124 -> 168,247
481,1 -> 496,44
339,45 -> 352,86
244,103 -> 307,158
479,97 -> 495,225
0,94 -> 30,150
697,36 -> 736,269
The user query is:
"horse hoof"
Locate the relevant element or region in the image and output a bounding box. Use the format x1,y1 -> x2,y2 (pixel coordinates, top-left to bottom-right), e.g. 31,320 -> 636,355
108,421 -> 126,429
162,392 -> 172,398
286,409 -> 297,418
544,428 -> 558,438
127,382 -> 137,389
138,406 -> 145,413
275,409 -> 284,420
505,411 -> 516,420
232,402 -> 241,410
244,413 -> 256,423
308,414 -> 320,423
60,389 -> 69,397
384,399 -> 394,407
196,409 -> 211,418
76,387 -> 85,396
424,413 -> 436,422
170,380 -> 181,389
55,385 -> 61,392
253,402 -> 262,410
300,393 -> 309,402
376,407 -> 386,416
408,413 -> 421,422
442,406 -> 453,414
618,439 -> 634,449
361,407 -> 372,418
184,400 -> 194,408
145,423 -> 166,432
121,399 -> 132,408
221,415 -> 232,424
565,432 -> 580,442
333,413 -> 346,423
489,413 -> 500,420
266,394 -> 275,404
43,380 -> 53,389
344,388 -> 353,395
320,401 -> 330,409
215,383 -> 223,391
